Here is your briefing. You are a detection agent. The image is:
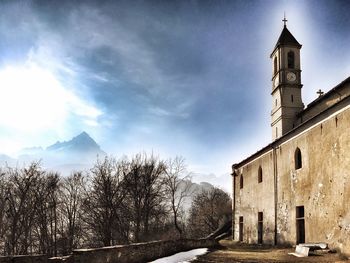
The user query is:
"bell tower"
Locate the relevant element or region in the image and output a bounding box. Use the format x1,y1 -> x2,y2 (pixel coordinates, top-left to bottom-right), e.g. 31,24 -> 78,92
270,17 -> 304,140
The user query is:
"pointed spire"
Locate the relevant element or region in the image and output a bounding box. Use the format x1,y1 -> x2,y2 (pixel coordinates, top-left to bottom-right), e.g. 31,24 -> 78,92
274,27 -> 301,49
271,16 -> 301,56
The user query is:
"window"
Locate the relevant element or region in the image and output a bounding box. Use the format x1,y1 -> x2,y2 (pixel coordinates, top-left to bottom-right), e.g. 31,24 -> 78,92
240,175 -> 243,189
291,94 -> 294,102
288,51 -> 295,68
274,57 -> 277,74
295,147 -> 302,169
258,166 -> 262,183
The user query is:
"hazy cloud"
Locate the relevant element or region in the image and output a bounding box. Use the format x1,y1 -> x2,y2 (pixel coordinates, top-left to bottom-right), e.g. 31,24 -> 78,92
0,0 -> 349,183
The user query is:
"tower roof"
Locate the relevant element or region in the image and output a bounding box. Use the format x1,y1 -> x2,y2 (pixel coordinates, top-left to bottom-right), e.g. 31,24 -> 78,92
274,26 -> 302,49
271,25 -> 301,57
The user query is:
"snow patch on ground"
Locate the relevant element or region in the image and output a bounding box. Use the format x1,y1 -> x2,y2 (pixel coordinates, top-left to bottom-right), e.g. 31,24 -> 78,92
149,248 -> 209,263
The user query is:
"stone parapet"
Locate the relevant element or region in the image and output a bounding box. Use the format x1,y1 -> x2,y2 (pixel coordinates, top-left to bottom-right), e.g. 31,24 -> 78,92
73,238 -> 217,263
0,238 -> 218,263
0,255 -> 47,263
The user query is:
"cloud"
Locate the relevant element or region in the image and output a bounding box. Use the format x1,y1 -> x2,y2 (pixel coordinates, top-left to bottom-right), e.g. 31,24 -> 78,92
0,0 -> 348,179
0,62 -> 102,132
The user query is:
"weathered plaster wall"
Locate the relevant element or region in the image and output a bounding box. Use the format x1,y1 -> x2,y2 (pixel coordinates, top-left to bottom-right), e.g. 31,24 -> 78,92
277,106 -> 350,253
233,151 -> 275,245
233,100 -> 350,255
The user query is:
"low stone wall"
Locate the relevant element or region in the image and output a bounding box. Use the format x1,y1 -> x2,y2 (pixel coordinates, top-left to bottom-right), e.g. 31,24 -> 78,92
0,254 -> 74,263
0,254 -> 47,263
0,238 -> 218,263
73,238 -> 218,263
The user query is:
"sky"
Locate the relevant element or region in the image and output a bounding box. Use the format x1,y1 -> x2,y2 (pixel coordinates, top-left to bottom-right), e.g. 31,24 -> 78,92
0,0 -> 349,189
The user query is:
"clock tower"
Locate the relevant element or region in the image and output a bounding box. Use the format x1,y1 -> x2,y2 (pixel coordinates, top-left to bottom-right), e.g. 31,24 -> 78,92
270,18 -> 304,140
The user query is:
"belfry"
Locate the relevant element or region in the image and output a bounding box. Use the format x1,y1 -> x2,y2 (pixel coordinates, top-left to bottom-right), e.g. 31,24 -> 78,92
270,17 -> 304,140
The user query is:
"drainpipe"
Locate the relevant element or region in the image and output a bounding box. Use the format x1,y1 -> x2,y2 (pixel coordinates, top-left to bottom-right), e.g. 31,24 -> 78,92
231,165 -> 237,240
273,146 -> 278,245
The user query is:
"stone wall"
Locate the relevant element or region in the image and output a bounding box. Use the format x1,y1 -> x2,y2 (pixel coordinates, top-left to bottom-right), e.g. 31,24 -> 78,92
0,239 -> 217,263
73,238 -> 217,263
0,255 -> 48,263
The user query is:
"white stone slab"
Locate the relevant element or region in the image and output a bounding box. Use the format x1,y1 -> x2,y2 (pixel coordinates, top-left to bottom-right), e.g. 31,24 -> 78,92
288,245 -> 309,257
150,248 -> 209,263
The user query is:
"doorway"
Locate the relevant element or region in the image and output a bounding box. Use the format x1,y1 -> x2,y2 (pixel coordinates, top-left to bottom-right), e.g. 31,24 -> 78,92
296,206 -> 305,244
239,216 -> 243,242
258,212 -> 263,244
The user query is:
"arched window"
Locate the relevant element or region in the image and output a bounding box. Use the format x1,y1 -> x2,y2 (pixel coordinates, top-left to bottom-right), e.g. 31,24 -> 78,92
288,51 -> 295,68
240,175 -> 243,189
274,57 -> 278,74
295,147 -> 302,169
258,166 -> 262,183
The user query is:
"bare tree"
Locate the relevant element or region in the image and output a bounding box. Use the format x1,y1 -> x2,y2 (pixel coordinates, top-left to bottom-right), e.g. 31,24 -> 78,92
82,157 -> 126,246
0,169 -> 7,254
34,171 -> 60,256
187,187 -> 231,238
163,157 -> 192,238
5,162 -> 44,255
59,171 -> 85,253
123,153 -> 167,242
0,154 -> 230,256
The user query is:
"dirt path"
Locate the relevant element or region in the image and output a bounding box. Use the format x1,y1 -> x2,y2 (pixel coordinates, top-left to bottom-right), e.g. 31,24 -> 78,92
193,240 -> 349,262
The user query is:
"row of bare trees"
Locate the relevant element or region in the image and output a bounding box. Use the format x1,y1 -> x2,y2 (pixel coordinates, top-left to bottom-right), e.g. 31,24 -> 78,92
0,154 -> 231,257
0,163 -> 61,256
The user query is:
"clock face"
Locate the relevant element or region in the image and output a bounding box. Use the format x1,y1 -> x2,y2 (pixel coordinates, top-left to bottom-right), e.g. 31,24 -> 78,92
286,72 -> 297,82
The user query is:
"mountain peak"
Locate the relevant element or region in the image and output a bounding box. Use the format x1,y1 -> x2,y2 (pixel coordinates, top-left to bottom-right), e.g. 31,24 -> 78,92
46,132 -> 102,152
77,131 -> 89,138
73,131 -> 93,141
71,131 -> 100,148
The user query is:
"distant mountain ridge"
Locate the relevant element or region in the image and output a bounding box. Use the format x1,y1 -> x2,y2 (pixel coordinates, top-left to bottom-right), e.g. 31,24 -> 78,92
0,154 -> 16,166
46,131 -> 102,153
0,133 -> 230,195
0,132 -> 106,174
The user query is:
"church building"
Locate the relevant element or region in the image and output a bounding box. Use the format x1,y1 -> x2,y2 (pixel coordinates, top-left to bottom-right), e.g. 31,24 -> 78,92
231,19 -> 350,255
